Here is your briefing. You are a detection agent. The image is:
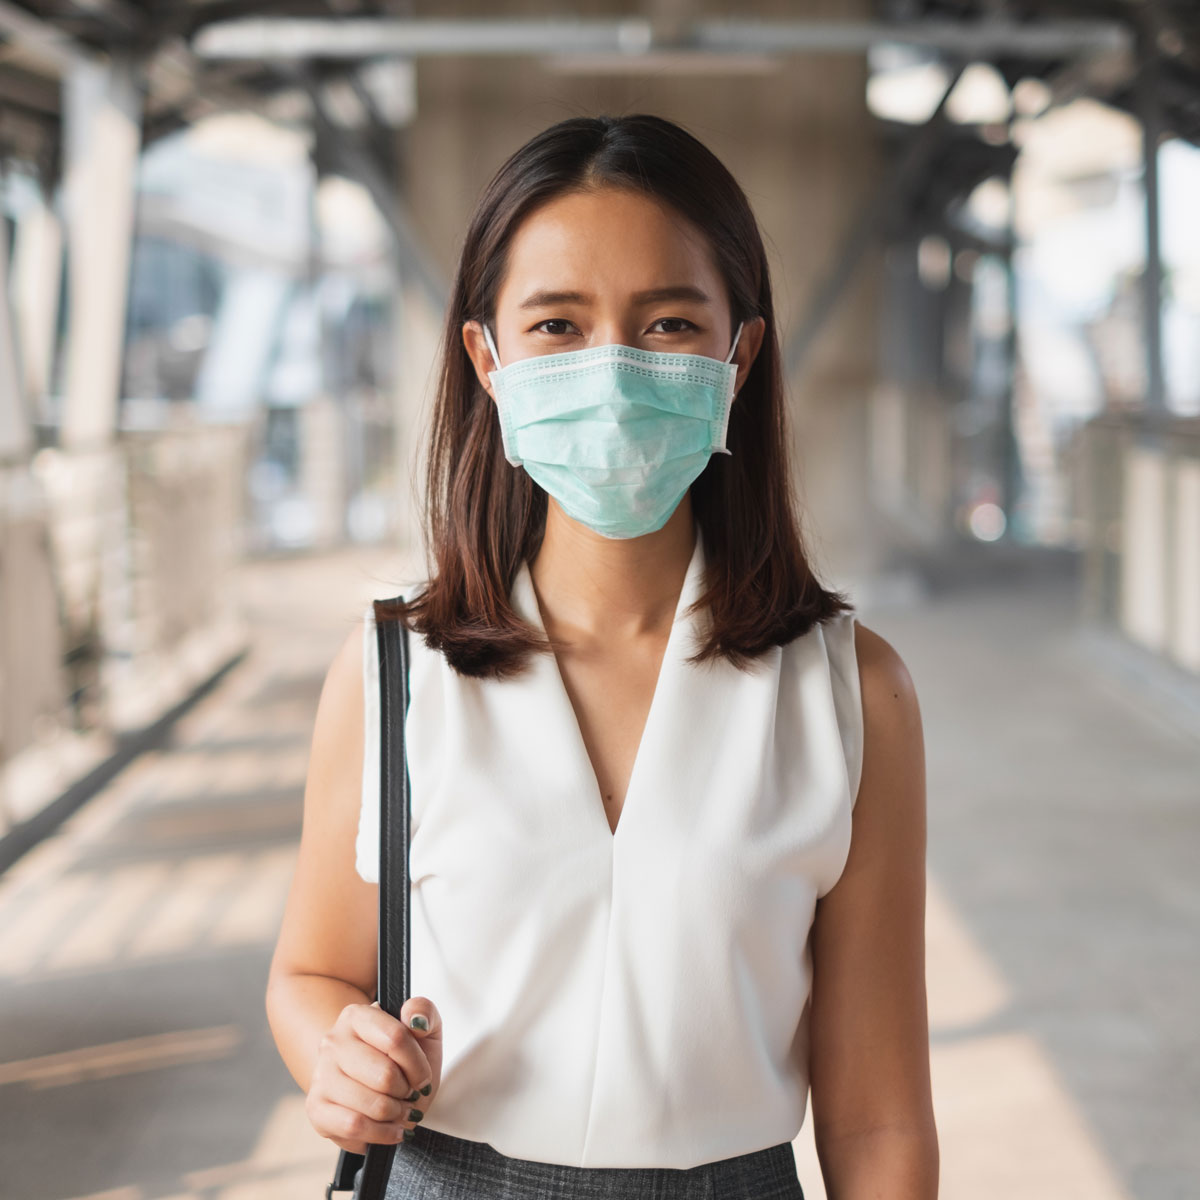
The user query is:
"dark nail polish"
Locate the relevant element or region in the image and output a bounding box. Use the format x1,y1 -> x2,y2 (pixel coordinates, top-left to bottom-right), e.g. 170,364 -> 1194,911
408,1108 -> 424,1122
409,1015 -> 428,1031
420,1083 -> 432,1096
402,1128 -> 416,1141
406,1088 -> 420,1102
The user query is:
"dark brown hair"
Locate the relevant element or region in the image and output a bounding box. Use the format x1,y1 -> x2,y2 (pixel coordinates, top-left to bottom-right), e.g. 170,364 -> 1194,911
379,112 -> 852,678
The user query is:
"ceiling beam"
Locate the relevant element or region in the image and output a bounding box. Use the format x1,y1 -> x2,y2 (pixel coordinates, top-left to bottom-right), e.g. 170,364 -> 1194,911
0,0 -> 97,69
191,16 -> 1133,64
59,0 -> 144,39
0,61 -> 60,113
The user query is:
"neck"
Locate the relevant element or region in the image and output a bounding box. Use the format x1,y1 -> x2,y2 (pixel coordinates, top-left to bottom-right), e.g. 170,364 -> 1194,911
527,499 -> 697,642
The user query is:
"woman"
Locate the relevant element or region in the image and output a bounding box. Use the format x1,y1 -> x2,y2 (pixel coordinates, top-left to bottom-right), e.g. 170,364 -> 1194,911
266,113 -> 938,1198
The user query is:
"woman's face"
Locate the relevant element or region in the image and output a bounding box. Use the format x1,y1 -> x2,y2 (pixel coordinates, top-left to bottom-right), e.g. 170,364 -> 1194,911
463,185 -> 763,401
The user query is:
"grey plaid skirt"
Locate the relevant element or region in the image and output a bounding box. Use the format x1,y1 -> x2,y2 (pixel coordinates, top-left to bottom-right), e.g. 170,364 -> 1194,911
383,1125 -> 806,1199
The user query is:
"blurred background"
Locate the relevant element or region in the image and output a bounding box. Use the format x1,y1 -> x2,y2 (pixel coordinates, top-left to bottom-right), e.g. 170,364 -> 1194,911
1,1 -> 1198,1197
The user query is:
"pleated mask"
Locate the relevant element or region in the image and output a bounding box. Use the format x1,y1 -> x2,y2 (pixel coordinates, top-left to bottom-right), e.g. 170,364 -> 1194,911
482,320 -> 743,539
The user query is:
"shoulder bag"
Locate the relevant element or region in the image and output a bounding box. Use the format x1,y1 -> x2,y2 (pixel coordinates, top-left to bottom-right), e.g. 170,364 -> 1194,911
326,596 -> 412,1200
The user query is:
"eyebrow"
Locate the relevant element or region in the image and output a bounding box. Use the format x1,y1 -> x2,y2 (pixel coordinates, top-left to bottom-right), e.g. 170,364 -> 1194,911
517,285 -> 713,310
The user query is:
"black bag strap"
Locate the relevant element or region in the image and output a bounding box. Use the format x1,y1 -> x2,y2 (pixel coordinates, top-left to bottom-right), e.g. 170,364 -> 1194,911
327,598 -> 411,1199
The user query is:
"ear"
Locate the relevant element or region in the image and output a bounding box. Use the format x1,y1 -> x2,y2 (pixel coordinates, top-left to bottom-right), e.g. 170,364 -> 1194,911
730,315 -> 767,402
462,320 -> 500,403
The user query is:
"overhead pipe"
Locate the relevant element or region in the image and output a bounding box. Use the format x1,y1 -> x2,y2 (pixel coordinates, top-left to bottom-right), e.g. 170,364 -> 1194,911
195,17 -> 653,62
696,18 -> 1131,60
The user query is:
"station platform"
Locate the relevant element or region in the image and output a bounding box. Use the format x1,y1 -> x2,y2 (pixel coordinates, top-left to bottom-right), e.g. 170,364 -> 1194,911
0,542 -> 1195,1199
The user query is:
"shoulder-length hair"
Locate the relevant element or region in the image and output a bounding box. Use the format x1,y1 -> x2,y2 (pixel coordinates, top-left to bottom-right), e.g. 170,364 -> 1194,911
380,112 -> 853,679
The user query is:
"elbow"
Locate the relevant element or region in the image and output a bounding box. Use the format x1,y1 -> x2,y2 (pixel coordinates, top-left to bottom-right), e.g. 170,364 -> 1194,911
817,1122 -> 940,1200
264,966 -> 281,1030
264,954 -> 295,1031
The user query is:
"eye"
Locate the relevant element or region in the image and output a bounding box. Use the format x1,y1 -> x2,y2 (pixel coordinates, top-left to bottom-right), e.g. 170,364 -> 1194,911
649,317 -> 698,334
531,318 -> 578,336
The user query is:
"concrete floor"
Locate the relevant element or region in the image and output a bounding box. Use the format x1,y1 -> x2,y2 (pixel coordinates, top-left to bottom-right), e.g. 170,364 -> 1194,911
0,544 -> 1196,1199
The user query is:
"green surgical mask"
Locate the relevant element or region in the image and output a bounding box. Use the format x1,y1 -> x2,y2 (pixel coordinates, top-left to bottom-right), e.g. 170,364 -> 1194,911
483,321 -> 744,539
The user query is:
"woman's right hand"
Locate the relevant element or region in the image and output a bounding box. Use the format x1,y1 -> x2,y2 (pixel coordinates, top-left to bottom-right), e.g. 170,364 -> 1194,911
306,997 -> 444,1154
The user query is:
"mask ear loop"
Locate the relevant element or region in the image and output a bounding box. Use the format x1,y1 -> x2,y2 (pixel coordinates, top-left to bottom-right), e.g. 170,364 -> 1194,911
712,319 -> 745,458
482,323 -> 503,372
482,324 -> 522,466
723,320 -> 745,365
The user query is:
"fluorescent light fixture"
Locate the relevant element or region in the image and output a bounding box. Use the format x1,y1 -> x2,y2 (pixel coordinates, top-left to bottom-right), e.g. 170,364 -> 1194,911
967,177 -> 1012,229
1012,77 -> 1053,119
866,43 -> 952,123
945,62 -> 1012,125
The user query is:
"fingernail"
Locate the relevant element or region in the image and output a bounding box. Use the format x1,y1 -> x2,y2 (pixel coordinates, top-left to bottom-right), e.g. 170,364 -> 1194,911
420,1083 -> 432,1096
406,1088 -> 420,1102
409,1015 -> 428,1031
408,1108 -> 424,1123
402,1128 -> 416,1141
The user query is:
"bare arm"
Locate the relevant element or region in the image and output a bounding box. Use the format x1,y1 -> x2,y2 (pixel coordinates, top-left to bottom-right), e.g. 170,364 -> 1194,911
265,617 -> 443,1153
807,621 -> 939,1198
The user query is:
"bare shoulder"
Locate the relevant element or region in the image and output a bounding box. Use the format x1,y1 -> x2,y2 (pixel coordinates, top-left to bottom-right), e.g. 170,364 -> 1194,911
323,615 -> 368,721
852,619 -> 918,700
852,619 -> 923,755
825,618 -> 926,859
301,616 -> 369,787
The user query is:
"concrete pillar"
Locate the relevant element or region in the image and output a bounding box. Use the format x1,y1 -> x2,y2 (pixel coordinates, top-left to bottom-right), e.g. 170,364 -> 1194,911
1137,47 -> 1166,413
9,191 -> 63,428
59,53 -> 142,451
0,216 -> 67,834
0,215 -> 33,462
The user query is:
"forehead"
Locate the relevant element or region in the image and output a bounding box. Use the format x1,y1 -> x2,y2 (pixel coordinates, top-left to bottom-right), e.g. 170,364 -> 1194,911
495,186 -> 724,307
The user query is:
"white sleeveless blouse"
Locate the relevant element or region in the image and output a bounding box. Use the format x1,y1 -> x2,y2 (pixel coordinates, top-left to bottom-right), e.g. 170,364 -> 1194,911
355,530 -> 864,1169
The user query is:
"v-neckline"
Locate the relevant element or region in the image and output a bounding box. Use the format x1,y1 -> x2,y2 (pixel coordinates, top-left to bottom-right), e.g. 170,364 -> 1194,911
510,529 -> 706,845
